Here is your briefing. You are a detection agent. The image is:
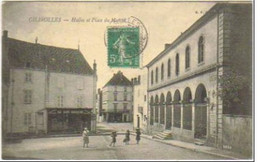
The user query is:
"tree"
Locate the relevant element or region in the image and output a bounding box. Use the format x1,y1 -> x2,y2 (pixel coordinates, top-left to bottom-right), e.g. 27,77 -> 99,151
218,68 -> 252,115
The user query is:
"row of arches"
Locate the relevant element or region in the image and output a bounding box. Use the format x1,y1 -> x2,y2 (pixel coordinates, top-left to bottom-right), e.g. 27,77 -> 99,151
149,84 -> 208,139
150,84 -> 207,105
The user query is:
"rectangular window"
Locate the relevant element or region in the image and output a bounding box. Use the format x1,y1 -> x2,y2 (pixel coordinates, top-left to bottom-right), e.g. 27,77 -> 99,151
24,90 -> 32,104
114,93 -> 117,101
24,113 -> 27,125
144,95 -> 146,101
123,103 -> 128,110
113,103 -> 118,112
124,93 -> 127,101
57,96 -> 64,107
24,113 -> 32,125
124,86 -> 127,92
25,73 -> 32,82
28,113 -> 32,125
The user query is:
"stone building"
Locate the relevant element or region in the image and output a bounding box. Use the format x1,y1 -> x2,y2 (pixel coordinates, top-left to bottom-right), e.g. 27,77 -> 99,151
132,68 -> 148,131
146,3 -> 252,157
3,31 -> 97,135
102,71 -> 133,122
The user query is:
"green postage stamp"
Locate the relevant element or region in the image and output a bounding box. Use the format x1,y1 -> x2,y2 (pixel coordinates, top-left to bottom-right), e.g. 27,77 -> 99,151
107,27 -> 140,68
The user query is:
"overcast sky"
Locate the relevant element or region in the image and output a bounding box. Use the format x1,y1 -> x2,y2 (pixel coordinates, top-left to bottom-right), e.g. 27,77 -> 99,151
2,1 -> 218,88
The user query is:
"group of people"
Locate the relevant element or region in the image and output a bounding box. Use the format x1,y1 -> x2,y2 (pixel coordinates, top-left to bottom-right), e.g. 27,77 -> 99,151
82,127 -> 141,148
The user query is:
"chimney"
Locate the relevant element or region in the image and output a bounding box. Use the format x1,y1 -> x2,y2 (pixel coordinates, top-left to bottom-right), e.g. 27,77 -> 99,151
3,30 -> 8,39
131,78 -> 134,84
165,43 -> 171,49
93,60 -> 97,73
35,37 -> 38,44
134,77 -> 137,84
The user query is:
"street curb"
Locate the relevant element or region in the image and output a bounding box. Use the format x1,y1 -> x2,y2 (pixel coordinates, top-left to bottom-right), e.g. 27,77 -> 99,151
130,133 -> 242,160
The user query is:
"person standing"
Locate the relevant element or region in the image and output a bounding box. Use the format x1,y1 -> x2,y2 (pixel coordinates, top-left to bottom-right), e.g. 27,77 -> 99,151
109,131 -> 117,147
136,128 -> 141,144
82,128 -> 89,148
124,130 -> 130,145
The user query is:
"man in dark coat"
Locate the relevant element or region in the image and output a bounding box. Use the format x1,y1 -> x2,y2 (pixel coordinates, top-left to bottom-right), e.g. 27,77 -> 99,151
136,128 -> 141,144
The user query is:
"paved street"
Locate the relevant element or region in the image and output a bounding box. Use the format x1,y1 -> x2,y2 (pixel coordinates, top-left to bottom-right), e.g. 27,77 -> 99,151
2,134 -> 228,160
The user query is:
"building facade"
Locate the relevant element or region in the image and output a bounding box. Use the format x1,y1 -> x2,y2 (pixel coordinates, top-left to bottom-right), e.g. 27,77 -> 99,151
146,3 -> 252,156
3,32 -> 97,135
96,88 -> 103,122
102,71 -> 133,122
132,68 -> 148,132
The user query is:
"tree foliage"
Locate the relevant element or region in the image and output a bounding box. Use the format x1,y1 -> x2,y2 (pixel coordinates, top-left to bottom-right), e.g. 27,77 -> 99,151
218,69 -> 251,114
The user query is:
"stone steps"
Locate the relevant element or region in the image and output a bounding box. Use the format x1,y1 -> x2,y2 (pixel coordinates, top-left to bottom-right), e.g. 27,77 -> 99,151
152,130 -> 173,140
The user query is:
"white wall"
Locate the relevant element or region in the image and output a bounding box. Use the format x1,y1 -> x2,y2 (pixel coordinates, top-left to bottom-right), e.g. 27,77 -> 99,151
133,68 -> 148,130
7,68 -> 96,133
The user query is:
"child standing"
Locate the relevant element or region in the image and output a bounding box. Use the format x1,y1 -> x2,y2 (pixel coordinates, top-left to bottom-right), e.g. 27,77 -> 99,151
109,131 -> 117,147
136,128 -> 141,144
82,128 -> 89,148
123,130 -> 130,145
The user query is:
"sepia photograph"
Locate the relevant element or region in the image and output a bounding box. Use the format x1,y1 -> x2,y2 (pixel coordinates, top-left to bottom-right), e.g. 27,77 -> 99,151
1,0 -> 254,160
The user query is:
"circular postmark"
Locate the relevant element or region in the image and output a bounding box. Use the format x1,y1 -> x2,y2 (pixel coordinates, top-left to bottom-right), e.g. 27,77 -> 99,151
126,16 -> 148,57
104,16 -> 148,68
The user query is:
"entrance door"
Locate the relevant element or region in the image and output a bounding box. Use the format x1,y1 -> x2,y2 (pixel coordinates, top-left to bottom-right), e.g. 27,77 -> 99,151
124,115 -> 127,122
195,104 -> 207,139
137,116 -> 140,128
166,105 -> 172,130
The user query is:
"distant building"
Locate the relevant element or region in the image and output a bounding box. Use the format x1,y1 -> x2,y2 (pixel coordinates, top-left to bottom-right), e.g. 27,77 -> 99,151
132,68 -> 148,132
102,71 -> 133,122
146,3 -> 252,157
2,31 -> 97,135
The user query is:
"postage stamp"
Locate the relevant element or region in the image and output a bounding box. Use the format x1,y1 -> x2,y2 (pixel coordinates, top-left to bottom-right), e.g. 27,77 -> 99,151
107,27 -> 140,68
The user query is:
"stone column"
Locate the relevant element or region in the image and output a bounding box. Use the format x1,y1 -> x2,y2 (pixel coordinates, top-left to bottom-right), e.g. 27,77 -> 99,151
158,105 -> 160,125
164,104 -> 167,129
153,105 -> 156,125
172,103 -> 174,129
180,102 -> 183,130
192,102 -> 195,132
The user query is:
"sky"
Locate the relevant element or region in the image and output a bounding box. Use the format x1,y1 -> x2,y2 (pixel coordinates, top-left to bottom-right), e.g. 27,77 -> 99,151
2,1 -> 217,88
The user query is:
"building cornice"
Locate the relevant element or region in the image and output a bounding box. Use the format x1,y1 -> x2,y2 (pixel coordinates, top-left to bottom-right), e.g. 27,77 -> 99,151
146,3 -> 224,68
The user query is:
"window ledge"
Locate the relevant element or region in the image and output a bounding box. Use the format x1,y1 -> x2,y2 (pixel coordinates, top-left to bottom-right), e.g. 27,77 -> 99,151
185,68 -> 191,72
198,62 -> 205,67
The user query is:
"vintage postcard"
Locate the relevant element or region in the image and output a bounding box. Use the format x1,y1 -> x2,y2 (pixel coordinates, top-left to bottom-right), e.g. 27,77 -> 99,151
1,0 -> 254,161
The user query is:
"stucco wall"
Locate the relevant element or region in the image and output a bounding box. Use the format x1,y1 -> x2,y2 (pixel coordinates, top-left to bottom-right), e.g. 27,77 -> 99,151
133,69 -> 148,130
7,68 -> 95,133
222,115 -> 252,158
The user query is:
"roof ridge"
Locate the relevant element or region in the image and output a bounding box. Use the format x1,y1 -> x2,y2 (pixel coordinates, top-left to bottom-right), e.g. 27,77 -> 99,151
8,37 -> 79,52
103,71 -> 132,87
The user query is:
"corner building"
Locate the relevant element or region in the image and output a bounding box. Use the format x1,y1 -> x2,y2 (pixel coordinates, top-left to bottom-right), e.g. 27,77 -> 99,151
3,32 -> 97,135
146,3 -> 252,155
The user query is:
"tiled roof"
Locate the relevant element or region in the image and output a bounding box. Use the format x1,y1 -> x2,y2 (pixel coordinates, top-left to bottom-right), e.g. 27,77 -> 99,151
7,38 -> 94,75
104,71 -> 132,87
